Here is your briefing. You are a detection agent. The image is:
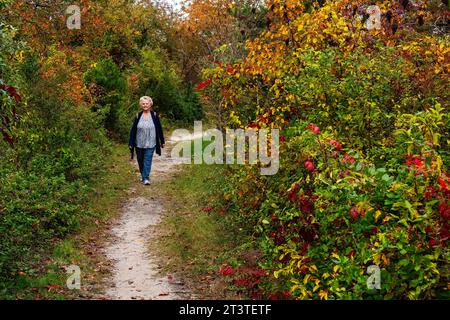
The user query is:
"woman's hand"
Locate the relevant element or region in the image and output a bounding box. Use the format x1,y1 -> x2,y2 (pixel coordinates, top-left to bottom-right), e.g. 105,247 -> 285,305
161,144 -> 165,148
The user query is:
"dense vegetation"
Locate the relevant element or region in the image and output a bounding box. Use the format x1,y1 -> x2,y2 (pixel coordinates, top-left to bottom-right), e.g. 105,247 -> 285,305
196,0 -> 449,299
0,0 -> 203,296
1,0 -> 448,300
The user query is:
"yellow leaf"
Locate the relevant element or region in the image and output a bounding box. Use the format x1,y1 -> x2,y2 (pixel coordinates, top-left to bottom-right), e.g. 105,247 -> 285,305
331,253 -> 340,260
333,265 -> 339,273
374,210 -> 382,222
373,254 -> 381,265
291,285 -> 301,292
319,290 -> 328,300
303,274 -> 311,284
274,270 -> 282,279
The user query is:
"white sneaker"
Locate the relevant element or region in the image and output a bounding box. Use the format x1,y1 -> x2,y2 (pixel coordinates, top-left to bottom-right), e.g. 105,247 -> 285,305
144,179 -> 150,185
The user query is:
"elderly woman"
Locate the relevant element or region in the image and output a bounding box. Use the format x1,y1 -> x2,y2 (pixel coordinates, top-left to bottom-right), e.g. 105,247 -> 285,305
129,96 -> 165,185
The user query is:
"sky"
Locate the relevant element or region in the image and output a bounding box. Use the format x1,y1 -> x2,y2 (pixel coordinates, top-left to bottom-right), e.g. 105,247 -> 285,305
159,0 -> 184,11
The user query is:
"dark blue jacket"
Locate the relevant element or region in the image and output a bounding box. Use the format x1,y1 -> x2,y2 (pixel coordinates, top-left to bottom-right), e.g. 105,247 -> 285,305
129,111 -> 165,158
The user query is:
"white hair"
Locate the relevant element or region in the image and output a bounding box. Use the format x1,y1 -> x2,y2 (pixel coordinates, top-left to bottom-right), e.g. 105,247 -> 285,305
139,96 -> 153,105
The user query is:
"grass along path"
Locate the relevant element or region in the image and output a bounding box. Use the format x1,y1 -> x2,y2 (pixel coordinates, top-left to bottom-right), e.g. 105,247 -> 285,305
150,160 -> 255,300
9,128 -> 250,300
5,142 -> 135,299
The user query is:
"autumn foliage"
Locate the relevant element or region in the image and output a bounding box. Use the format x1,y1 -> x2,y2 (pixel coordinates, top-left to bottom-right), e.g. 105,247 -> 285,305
0,0 -> 202,296
197,0 -> 449,299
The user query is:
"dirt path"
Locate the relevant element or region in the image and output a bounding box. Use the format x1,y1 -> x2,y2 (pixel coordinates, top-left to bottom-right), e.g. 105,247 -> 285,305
101,134 -> 192,300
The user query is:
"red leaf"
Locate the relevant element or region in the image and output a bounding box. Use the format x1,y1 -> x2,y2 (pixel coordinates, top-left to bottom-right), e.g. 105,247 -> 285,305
46,284 -> 62,292
0,84 -> 21,102
219,265 -> 235,276
349,207 -> 359,219
306,123 -> 320,134
341,154 -> 356,165
195,78 -> 212,90
304,160 -> 315,172
327,139 -> 342,151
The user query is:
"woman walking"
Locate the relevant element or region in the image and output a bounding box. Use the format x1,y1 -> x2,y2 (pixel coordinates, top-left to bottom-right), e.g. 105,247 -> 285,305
129,96 -> 165,185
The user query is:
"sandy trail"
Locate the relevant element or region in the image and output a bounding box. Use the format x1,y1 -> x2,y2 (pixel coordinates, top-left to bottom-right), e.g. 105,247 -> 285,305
102,134 -> 192,300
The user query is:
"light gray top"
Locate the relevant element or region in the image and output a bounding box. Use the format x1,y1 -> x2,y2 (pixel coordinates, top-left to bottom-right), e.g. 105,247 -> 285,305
136,113 -> 157,149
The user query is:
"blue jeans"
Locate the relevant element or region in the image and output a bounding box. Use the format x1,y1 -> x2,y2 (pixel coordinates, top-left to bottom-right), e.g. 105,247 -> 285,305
136,147 -> 155,181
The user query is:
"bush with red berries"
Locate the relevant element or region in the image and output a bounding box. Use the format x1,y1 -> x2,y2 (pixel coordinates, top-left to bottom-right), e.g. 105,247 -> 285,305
221,105 -> 448,299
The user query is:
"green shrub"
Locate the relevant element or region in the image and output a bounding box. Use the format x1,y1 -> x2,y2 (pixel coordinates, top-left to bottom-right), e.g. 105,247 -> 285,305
83,57 -> 127,131
129,47 -> 203,124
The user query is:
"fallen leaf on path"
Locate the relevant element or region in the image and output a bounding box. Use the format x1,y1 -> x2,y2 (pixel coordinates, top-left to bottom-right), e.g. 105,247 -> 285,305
46,284 -> 62,292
